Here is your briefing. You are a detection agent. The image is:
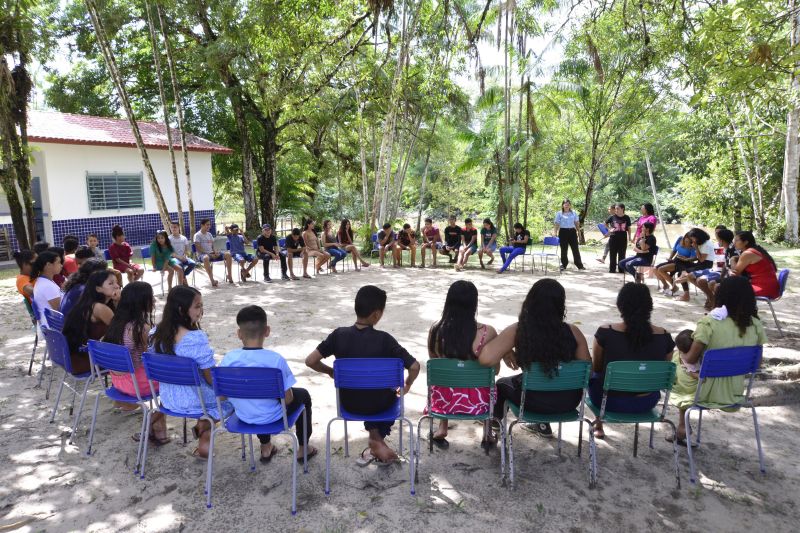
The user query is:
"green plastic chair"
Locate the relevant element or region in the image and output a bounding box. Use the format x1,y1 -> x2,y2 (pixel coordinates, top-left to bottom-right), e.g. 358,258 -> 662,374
503,360 -> 592,489
585,360 -> 680,489
415,359 -> 505,483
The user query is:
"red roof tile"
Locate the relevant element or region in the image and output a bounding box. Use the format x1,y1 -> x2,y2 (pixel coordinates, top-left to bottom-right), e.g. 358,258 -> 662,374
27,110 -> 232,154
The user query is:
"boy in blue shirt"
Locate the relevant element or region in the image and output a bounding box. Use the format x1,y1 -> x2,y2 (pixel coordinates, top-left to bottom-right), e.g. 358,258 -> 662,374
225,224 -> 259,282
219,305 -> 316,463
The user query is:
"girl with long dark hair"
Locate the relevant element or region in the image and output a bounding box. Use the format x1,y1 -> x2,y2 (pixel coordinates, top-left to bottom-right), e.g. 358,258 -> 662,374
731,231 -> 779,299
590,282 -> 675,438
669,276 -> 766,444
151,286 -> 230,458
150,230 -> 185,289
480,279 -> 591,436
553,199 -> 585,271
337,219 -> 370,270
60,258 -> 108,316
31,251 -> 63,327
427,280 -> 498,448
632,202 -> 658,243
62,270 -> 119,374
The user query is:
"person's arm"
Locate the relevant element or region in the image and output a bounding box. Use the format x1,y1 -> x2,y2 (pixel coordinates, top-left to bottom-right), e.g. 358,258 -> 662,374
403,361 -> 420,394
682,340 -> 706,365
489,232 -> 497,247
47,295 -> 62,310
478,323 -> 517,368
574,214 -> 581,232
92,302 -> 115,326
591,336 -> 605,373
569,324 -> 591,362
731,250 -> 756,275
21,282 -> 34,299
520,233 -> 530,246
305,349 -> 334,377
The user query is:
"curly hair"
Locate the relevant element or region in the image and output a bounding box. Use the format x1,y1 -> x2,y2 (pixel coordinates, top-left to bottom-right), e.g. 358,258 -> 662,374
715,277 -> 758,337
616,282 -> 653,350
428,281 -> 479,360
515,279 -> 572,377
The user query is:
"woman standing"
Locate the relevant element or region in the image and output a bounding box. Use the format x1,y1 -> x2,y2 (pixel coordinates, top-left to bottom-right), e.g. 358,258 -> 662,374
338,219 -> 370,270
322,220 -> 348,273
553,199 -> 585,271
730,231 -> 780,299
426,281 -> 498,448
480,279 -> 591,437
670,277 -> 766,444
62,270 -> 120,374
632,203 -> 658,243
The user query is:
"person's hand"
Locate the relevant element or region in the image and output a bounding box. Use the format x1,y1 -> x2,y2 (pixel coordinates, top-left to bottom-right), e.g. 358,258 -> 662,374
111,287 -> 122,302
503,353 -> 519,370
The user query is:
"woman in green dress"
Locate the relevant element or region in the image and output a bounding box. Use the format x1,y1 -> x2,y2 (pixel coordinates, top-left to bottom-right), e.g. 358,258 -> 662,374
670,276 -> 766,445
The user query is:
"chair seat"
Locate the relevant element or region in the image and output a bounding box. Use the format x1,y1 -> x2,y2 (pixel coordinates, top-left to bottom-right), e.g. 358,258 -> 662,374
157,405 -> 207,420
104,387 -> 153,404
340,402 -> 402,422
429,409 -> 490,421
224,405 -> 305,435
586,397 -> 661,424
507,402 -> 580,423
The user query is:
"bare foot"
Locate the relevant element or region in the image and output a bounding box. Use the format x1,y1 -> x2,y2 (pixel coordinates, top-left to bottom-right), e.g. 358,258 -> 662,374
368,438 -> 398,463
675,293 -> 690,302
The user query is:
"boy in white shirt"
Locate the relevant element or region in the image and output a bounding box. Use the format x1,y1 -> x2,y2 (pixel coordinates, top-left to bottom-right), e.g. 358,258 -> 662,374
169,221 -> 196,284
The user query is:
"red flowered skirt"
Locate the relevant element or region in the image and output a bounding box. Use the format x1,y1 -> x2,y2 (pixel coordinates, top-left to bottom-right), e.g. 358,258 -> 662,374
426,386 -> 494,415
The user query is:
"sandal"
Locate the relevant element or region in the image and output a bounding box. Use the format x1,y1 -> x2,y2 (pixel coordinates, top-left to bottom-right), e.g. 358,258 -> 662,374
431,436 -> 450,450
356,447 -> 375,467
260,445 -> 279,463
593,428 -> 605,440
131,432 -> 171,446
665,435 -> 697,448
297,446 -> 318,463
521,423 -> 553,437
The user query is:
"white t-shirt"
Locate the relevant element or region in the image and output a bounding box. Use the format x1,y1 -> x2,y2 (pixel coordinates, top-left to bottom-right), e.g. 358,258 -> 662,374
697,239 -> 715,261
193,231 -> 215,254
169,234 -> 190,257
33,277 -> 61,327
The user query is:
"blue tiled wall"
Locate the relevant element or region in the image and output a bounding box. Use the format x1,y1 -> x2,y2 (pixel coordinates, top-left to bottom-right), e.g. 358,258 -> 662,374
1,223 -> 21,254
51,210 -> 216,249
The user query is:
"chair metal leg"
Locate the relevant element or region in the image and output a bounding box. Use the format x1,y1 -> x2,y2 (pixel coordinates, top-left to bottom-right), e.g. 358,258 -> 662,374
696,410 -> 703,445
49,370 -> 67,423
325,418 -> 335,495
577,418 -> 584,457
401,417 -> 415,495
508,420 -> 518,489
240,434 -> 246,461
86,391 -> 102,455
302,409 -> 308,473
767,301 -> 783,337
494,416 -> 507,483
429,416 -> 434,453
415,416 -> 429,483
139,410 -> 154,479
69,377 -> 92,445
633,423 -> 639,457
343,420 -> 349,457
205,427 -> 217,508
751,406 -> 766,474
290,432 -> 299,515
557,422 -> 563,456
183,418 -> 188,444
134,405 -> 149,474
649,422 -> 655,449
399,416 -> 404,456
28,330 -> 38,376
584,417 -> 597,488
685,408 -> 698,484
69,386 -> 76,417
248,434 -> 256,471
663,419 -> 681,489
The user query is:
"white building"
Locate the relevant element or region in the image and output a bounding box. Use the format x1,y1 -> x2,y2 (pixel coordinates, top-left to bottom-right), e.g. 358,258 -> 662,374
0,110 -> 231,251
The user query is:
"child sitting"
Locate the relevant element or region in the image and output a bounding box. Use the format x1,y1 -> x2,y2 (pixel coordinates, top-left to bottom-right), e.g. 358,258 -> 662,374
168,221 -> 196,280
455,218 -> 478,271
420,218 -> 441,268
87,233 -> 105,261
14,250 -> 35,303
220,305 -> 317,463
377,223 -> 398,267
305,285 -> 420,465
675,329 -> 697,378
396,223 -> 417,267
225,223 -> 259,281
109,225 -> 144,284
150,230 -> 186,289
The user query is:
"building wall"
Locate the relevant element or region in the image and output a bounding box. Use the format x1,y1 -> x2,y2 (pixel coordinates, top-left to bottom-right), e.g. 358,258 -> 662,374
1,143 -> 218,250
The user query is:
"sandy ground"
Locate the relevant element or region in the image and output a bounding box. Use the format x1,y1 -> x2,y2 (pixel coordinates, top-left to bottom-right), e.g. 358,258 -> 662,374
0,248 -> 798,533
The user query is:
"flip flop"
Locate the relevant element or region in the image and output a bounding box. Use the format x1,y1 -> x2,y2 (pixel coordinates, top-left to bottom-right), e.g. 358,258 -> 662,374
431,436 -> 450,450
190,448 -> 208,460
356,447 -> 374,467
260,445 -> 279,463
296,447 -> 318,464
131,432 -> 171,446
665,435 -> 698,448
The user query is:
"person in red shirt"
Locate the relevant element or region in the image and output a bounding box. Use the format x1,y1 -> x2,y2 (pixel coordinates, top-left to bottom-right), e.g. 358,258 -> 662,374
109,225 -> 144,284
731,231 -> 780,299
420,218 -> 441,268
62,235 -> 80,276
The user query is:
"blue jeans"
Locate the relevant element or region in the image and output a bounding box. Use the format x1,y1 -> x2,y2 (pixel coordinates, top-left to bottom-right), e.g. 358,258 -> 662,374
177,258 -> 195,276
329,247 -> 347,267
499,246 -> 525,272
618,256 -> 648,276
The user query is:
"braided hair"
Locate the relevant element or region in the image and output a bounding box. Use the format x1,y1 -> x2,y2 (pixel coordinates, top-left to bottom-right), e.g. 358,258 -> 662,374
616,283 -> 653,350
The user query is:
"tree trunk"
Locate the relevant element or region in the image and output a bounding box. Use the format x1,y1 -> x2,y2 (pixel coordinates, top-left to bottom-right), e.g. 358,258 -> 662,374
390,115 -> 421,220
415,117 -> 438,234
157,3 -> 195,237
356,95 -> 370,227
0,123 -> 31,249
377,113 -> 397,223
729,141 -> 743,231
783,0 -> 800,243
145,0 -> 183,234
85,0 -> 171,230
260,119 -> 280,226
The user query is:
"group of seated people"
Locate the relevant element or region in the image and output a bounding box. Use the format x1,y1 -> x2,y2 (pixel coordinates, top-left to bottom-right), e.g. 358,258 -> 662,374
19,240 -> 767,466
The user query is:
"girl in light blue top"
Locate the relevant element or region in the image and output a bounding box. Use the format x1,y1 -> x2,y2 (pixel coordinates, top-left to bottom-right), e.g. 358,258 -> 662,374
150,286 -> 231,458
553,199 -> 585,271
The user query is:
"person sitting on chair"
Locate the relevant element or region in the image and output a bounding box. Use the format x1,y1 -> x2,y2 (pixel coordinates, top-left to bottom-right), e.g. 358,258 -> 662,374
440,215 -> 462,264
377,223 -> 398,268
618,222 -> 656,282
225,223 -> 259,281
420,218 -> 441,268
455,218 -> 478,271
256,224 -> 288,282
396,223 -> 417,267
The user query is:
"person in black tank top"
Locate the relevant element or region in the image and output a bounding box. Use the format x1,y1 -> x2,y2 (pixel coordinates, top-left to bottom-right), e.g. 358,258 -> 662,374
479,279 -> 591,437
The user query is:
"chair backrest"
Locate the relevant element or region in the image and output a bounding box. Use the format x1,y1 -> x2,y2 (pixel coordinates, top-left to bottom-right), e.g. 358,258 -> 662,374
41,325 -> 74,372
140,246 -> 151,259
777,269 -> 789,298
522,360 -> 591,392
333,358 -> 404,389
278,238 -> 286,248
30,298 -> 42,322
43,308 -> 65,332
426,359 -> 495,388
543,236 -> 559,247
210,367 -> 286,399
699,346 -> 762,379
142,351 -> 204,387
103,249 -> 111,261
602,360 -> 676,393
87,339 -> 136,374
225,240 -> 231,250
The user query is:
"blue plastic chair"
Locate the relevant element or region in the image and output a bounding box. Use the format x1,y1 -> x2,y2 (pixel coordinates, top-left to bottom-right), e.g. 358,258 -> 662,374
103,249 -> 111,261
757,269 -> 790,337
532,236 -> 559,274
139,246 -> 165,296
41,326 -> 95,446
684,346 -> 765,485
43,307 -> 65,332
206,367 -> 308,514
141,352 -> 215,479
370,233 -> 380,257
27,299 -> 43,378
86,340 -> 154,466
324,358 -> 415,495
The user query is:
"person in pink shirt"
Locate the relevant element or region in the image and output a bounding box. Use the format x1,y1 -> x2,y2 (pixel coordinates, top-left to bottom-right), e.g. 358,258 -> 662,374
420,218 -> 442,268
109,225 -> 144,284
632,203 -> 658,244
